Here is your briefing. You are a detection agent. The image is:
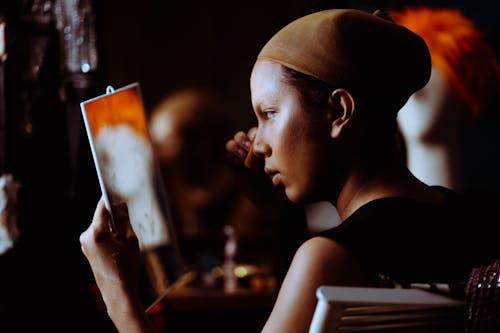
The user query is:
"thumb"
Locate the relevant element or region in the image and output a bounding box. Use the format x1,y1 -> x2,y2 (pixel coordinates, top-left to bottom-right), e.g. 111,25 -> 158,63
91,197 -> 113,234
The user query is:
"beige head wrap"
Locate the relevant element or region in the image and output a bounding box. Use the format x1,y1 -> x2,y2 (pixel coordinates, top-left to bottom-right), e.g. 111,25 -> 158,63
257,9 -> 431,112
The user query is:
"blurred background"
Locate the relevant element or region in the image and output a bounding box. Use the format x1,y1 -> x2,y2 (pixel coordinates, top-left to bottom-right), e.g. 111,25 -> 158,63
0,0 -> 498,332
96,0 -> 500,125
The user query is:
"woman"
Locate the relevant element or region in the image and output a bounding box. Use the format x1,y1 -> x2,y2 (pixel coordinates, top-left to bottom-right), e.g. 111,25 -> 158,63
80,8 -> 498,333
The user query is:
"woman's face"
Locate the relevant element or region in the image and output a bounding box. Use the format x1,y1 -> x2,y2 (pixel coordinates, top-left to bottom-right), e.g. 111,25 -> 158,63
250,59 -> 333,203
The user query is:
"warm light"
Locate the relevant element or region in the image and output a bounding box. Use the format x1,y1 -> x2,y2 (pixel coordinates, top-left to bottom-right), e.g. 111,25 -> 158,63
234,266 -> 249,278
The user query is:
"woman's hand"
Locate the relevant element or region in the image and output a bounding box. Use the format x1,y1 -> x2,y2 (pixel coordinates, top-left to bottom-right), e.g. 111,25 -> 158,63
225,127 -> 297,218
80,198 -> 156,332
225,127 -> 260,168
225,127 -> 276,210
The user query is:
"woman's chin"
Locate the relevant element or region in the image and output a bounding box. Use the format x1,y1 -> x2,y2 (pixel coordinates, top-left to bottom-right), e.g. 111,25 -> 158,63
285,187 -> 306,204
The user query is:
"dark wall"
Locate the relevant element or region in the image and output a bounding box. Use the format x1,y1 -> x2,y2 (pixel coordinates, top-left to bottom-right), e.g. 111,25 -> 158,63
93,0 -> 315,130
1,1 -> 497,145
93,0 -> 499,128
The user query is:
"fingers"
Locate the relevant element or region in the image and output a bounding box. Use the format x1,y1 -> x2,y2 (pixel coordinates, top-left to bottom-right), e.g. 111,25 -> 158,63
244,143 -> 254,168
91,198 -> 112,234
226,127 -> 259,167
243,127 -> 258,168
248,126 -> 257,141
226,131 -> 251,165
80,197 -> 111,256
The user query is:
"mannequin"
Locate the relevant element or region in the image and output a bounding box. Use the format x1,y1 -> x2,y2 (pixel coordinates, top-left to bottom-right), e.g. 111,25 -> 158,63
391,6 -> 500,192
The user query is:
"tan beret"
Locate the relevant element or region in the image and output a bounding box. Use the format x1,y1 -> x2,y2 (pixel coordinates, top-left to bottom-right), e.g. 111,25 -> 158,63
257,9 -> 431,112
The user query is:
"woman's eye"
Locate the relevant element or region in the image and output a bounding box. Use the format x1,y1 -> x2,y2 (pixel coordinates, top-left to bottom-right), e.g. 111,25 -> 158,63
263,110 -> 276,119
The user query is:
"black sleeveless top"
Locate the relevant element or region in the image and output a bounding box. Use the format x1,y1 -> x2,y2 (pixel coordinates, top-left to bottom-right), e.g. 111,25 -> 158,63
315,186 -> 500,285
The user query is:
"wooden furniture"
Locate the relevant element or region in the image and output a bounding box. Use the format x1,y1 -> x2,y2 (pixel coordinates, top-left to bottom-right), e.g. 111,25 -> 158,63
152,285 -> 277,333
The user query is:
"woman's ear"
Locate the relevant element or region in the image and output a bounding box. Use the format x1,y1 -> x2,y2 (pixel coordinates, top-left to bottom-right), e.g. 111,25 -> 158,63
328,88 -> 355,138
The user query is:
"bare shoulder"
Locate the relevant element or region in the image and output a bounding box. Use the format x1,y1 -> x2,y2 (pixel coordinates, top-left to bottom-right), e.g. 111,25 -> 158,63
261,237 -> 370,333
295,236 -> 348,265
292,236 -> 369,283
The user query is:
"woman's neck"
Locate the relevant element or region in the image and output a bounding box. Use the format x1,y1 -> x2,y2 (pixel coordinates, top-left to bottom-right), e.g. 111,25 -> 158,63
334,159 -> 439,221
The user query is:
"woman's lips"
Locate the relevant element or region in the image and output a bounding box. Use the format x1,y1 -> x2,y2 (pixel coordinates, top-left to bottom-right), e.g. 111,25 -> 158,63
265,167 -> 281,186
270,172 -> 281,186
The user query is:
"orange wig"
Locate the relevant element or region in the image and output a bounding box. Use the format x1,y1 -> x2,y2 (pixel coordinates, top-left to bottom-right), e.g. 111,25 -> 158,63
391,7 -> 500,118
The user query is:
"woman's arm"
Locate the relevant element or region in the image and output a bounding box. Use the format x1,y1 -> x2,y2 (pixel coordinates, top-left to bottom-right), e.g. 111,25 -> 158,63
261,237 -> 373,333
80,198 -> 158,333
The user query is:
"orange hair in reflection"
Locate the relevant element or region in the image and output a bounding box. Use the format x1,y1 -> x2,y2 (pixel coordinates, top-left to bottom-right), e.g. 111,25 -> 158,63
85,86 -> 148,137
391,7 -> 500,118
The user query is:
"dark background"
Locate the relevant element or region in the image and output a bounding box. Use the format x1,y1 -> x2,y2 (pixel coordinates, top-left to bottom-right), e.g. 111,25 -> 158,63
94,0 -> 500,126
0,0 -> 498,332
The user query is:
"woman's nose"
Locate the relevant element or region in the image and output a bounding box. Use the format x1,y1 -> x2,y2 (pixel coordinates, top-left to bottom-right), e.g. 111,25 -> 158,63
252,136 -> 271,158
